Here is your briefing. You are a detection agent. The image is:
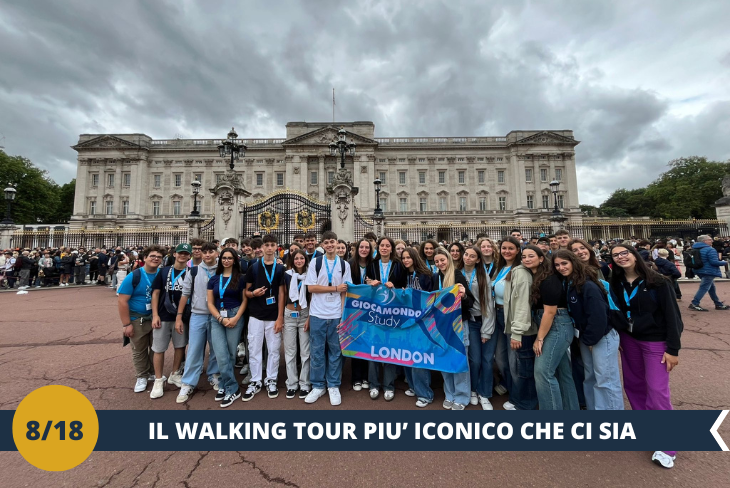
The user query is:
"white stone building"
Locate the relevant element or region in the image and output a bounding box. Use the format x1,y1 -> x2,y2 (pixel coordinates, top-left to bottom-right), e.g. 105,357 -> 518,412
70,121 -> 581,234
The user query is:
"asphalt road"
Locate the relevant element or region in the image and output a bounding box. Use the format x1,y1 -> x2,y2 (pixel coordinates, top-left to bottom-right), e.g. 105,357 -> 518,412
1,281 -> 728,487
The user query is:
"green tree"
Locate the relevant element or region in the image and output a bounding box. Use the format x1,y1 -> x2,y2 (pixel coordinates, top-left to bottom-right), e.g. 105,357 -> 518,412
644,156 -> 730,219
600,188 -> 656,217
51,179 -> 76,223
0,150 -> 62,224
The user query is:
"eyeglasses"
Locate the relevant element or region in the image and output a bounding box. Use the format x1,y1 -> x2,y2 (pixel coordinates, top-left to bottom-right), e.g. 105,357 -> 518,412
611,250 -> 630,259
147,255 -> 163,260
192,247 -> 202,251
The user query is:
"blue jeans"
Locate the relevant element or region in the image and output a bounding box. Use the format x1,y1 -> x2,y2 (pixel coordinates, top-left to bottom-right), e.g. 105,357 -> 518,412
181,312 -> 219,388
580,328 -> 624,410
209,306 -> 244,395
309,316 -> 343,389
534,309 -> 579,410
507,332 -> 539,410
494,308 -> 513,398
405,367 -> 433,402
369,362 -> 397,392
467,319 -> 498,398
692,275 -> 723,307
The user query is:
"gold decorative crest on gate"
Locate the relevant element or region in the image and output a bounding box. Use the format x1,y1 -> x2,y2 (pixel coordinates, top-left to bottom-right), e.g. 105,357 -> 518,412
258,210 -> 279,232
295,208 -> 316,232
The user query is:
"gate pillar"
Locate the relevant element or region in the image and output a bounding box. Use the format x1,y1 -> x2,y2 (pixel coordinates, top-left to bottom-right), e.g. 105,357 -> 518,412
327,168 -> 358,242
211,170 -> 251,243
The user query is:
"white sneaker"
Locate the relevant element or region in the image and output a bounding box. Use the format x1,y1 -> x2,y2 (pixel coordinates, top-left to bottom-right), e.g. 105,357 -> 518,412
369,388 -> 380,400
176,385 -> 194,403
494,384 -> 508,395
442,399 -> 454,410
651,451 -> 675,469
503,400 -> 517,410
18,286 -> 28,290
404,388 -> 415,397
470,391 -> 478,405
209,373 -> 220,391
328,387 -> 342,406
150,378 -> 165,399
415,398 -> 431,408
168,371 -> 183,388
361,380 -> 369,389
479,395 -> 493,410
304,388 -> 326,404
134,377 -> 148,393
384,390 -> 394,401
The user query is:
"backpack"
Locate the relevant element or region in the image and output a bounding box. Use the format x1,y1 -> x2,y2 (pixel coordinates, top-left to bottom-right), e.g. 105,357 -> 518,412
314,255 -> 346,283
686,248 -> 704,270
13,257 -> 22,270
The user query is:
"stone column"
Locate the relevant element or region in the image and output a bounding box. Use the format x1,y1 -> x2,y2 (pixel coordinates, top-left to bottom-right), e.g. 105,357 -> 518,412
185,216 -> 205,241
318,155 -> 326,201
210,170 -> 251,242
0,224 -> 17,250
326,168 -> 358,242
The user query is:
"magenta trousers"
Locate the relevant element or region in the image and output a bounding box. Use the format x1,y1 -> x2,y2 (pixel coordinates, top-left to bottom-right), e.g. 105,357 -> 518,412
619,331 -> 676,457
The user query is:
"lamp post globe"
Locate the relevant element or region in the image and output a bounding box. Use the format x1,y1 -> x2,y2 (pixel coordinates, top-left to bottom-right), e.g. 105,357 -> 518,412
217,127 -> 247,171
330,128 -> 357,169
2,186 -> 17,225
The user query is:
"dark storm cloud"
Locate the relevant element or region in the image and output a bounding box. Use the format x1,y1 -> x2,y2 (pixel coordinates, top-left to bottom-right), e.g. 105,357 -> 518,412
0,0 -> 728,205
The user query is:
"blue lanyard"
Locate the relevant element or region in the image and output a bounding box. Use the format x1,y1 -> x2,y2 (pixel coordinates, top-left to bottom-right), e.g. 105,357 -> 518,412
323,256 -> 338,286
379,260 -> 392,282
462,268 -> 476,289
438,274 -> 442,290
623,280 -> 644,320
141,269 -> 158,299
169,267 -> 184,288
219,275 -> 232,309
360,266 -> 366,284
491,265 -> 510,298
294,280 -> 302,308
261,258 -> 275,296
485,262 -> 494,276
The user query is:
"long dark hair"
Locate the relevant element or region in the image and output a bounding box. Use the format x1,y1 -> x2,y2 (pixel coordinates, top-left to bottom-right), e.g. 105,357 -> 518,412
496,236 -> 522,280
608,244 -> 666,288
375,236 -> 400,263
568,238 -> 602,269
449,241 -> 465,270
419,239 -> 439,265
552,249 -> 600,294
216,247 -> 242,290
286,248 -> 309,274
401,247 -> 431,277
349,239 -> 373,285
522,245 -> 552,305
464,246 -> 490,317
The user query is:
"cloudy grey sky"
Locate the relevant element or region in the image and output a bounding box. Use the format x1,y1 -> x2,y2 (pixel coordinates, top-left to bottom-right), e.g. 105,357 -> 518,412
1,0 -> 729,205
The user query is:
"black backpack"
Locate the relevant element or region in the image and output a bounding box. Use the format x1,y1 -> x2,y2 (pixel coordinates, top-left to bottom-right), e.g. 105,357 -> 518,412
686,248 -> 704,270
314,255 -> 346,282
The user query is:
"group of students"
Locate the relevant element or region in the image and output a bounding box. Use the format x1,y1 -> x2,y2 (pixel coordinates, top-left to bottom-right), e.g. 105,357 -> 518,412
117,228 -> 688,469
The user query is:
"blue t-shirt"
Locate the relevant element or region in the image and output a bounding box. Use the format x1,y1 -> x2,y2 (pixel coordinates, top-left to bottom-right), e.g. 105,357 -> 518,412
118,269 -> 160,319
207,274 -> 246,310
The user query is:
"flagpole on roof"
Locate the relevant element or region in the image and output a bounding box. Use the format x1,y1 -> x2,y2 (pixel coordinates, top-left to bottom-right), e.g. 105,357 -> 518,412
332,88 -> 335,124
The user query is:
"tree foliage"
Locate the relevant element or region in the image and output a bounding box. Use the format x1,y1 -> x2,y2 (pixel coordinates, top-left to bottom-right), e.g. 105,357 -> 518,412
0,150 -> 74,224
595,156 -> 729,219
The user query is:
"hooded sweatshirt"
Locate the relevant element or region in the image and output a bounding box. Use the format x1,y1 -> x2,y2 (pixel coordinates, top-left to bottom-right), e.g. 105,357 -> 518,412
181,261 -> 217,315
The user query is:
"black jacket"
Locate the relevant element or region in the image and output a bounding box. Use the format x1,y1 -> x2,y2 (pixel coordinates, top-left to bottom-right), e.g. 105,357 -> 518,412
566,280 -> 612,347
366,259 -> 407,289
433,270 -> 475,321
609,277 -> 683,356
654,257 -> 680,279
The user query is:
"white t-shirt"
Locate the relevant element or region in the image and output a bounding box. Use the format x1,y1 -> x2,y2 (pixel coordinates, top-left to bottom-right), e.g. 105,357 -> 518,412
304,256 -> 352,319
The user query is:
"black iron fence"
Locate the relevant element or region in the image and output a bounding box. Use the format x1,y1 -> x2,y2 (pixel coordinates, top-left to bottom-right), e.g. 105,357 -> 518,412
12,228 -> 189,250
354,208 -> 374,241
241,190 -> 331,243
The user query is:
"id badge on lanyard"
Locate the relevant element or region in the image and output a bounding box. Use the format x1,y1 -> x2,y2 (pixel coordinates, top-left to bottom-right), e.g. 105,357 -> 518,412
262,258 -> 276,305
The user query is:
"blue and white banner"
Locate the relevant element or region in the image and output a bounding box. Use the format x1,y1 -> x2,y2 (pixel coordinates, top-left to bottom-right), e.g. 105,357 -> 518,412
338,284 -> 468,373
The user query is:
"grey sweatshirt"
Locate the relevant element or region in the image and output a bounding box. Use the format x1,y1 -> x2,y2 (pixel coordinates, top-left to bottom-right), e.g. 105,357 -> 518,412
181,261 -> 216,315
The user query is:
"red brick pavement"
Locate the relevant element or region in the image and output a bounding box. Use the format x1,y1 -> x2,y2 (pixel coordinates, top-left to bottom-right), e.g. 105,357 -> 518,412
0,282 -> 728,487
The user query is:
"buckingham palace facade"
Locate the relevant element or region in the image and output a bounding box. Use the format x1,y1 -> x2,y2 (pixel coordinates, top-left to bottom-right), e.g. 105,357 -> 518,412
70,121 -> 581,231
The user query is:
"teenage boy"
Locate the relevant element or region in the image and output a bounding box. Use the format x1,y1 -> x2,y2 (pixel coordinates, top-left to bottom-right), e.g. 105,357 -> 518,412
304,233 -> 321,259
555,229 -> 571,249
118,245 -> 166,393
251,238 -> 264,259
149,243 -> 191,399
242,234 -> 286,400
537,237 -> 552,257
304,231 -> 352,406
174,242 -> 221,403
188,238 -> 205,267
548,234 -> 559,251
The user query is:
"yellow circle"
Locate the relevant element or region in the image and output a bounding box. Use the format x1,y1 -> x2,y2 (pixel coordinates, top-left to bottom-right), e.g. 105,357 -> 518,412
12,385 -> 99,471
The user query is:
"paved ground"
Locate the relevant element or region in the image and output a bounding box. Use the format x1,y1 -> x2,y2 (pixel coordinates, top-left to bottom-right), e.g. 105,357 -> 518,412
1,281 -> 729,487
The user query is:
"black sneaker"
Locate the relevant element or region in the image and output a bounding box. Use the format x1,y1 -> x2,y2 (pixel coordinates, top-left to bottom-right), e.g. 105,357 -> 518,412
286,388 -> 297,399
267,381 -> 279,399
214,388 -> 226,401
242,382 -> 261,402
220,391 -> 241,408
299,389 -> 310,399
716,304 -> 730,310
688,303 -> 709,312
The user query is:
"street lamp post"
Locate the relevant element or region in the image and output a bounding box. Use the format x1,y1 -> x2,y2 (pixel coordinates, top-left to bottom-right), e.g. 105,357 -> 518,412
372,177 -> 384,236
549,179 -> 567,231
329,128 -> 356,169
217,127 -> 247,171
2,186 -> 17,225
190,180 -> 201,216
550,179 -> 561,215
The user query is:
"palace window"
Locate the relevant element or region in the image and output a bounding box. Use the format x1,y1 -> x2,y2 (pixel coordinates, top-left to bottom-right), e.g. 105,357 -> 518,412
527,195 -> 534,209
379,159 -> 386,163
540,168 -> 548,182
256,173 -> 264,187
418,158 -> 425,162
419,171 -> 426,184
555,168 -> 563,181
122,200 -> 129,215
215,173 -> 223,184
173,200 -> 181,216
438,171 -> 446,184
154,174 -> 161,187
479,197 -> 487,211
379,171 -> 387,185
459,197 -> 467,211
457,157 -> 465,162
497,170 -> 505,184
123,173 -> 131,187
174,174 -> 182,187
276,173 -> 284,187
399,171 -> 406,185
525,168 -> 533,182
398,158 -> 405,163
542,195 -> 550,209
89,201 -> 96,215
419,197 -> 427,212
558,195 -> 564,209
194,173 -> 202,182
91,174 -> 99,186
458,171 -> 465,184
399,197 -> 408,212
328,171 -> 335,184
380,197 -> 387,211
498,197 -> 506,211
105,200 -> 114,215
153,201 -> 160,216
478,170 -> 485,184
439,197 -> 447,211
107,174 -> 115,187
310,171 -> 318,185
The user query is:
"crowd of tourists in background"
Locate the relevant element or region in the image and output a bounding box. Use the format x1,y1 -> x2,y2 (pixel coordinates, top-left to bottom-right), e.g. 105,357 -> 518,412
2,230 -> 729,469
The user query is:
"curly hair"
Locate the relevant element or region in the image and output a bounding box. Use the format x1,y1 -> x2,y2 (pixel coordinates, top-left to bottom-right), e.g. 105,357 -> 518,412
522,245 -> 552,305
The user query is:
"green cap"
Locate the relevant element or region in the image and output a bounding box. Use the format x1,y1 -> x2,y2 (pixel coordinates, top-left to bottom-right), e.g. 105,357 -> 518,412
175,243 -> 192,254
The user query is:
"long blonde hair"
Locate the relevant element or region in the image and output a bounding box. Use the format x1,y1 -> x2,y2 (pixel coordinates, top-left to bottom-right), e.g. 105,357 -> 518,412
476,237 -> 500,263
434,247 -> 456,288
